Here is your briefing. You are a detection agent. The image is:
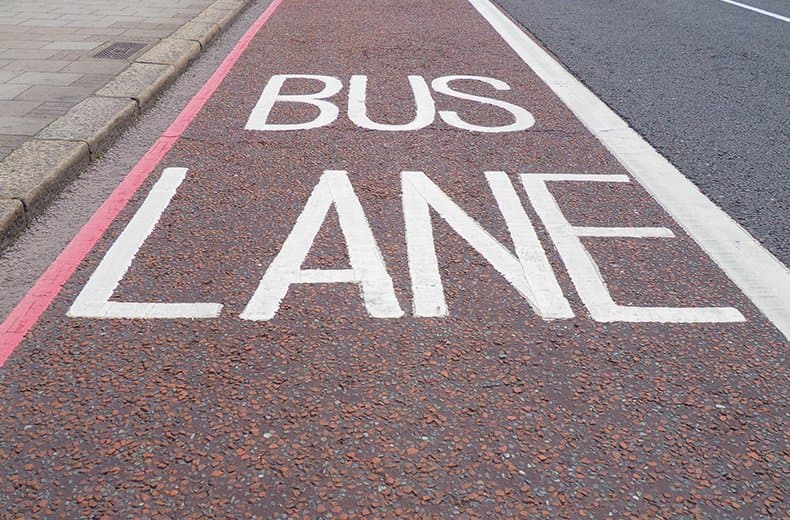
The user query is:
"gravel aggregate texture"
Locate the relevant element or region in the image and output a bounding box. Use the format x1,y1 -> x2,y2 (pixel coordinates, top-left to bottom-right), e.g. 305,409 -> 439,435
0,0 -> 787,518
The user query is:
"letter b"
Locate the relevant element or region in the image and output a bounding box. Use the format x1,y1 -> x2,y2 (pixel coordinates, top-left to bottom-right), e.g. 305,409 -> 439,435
245,74 -> 342,131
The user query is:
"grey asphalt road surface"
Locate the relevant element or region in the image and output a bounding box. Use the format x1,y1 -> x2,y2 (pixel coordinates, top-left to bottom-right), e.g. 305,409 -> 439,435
495,0 -> 789,265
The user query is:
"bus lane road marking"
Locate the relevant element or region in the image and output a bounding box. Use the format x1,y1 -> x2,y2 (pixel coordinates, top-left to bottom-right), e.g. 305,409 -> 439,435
0,0 -> 787,367
0,0 -> 787,516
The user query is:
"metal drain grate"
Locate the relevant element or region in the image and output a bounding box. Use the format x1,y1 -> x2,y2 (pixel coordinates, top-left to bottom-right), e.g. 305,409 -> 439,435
92,42 -> 146,60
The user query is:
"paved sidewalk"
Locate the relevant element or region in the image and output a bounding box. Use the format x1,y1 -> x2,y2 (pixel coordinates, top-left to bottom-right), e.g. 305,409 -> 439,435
0,0 -> 218,159
0,0 -> 254,248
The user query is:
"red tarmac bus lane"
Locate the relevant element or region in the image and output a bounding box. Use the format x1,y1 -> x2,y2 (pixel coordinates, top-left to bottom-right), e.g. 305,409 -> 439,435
1,0 -> 788,517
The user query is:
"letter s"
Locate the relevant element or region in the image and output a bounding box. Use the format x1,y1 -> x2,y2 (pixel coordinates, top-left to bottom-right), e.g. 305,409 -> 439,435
431,75 -> 535,133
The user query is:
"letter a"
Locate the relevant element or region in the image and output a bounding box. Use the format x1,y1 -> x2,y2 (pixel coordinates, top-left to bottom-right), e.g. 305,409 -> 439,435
241,171 -> 403,320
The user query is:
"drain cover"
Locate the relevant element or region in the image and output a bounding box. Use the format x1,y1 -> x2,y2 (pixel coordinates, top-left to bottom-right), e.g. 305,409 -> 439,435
92,42 -> 146,60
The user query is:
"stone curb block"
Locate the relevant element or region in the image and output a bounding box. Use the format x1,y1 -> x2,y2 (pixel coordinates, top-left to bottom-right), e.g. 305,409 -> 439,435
137,39 -> 202,74
97,62 -> 178,109
196,8 -> 245,30
172,21 -> 221,49
0,139 -> 90,213
0,199 -> 25,250
0,0 -> 254,251
38,96 -> 139,159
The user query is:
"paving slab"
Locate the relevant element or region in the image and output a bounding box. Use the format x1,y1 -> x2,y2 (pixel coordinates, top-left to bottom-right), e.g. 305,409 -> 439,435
0,70 -> 20,83
7,71 -> 83,86
15,85 -> 92,103
0,84 -> 30,99
3,60 -> 74,73
0,100 -> 41,117
0,116 -> 50,135
62,60 -> 129,75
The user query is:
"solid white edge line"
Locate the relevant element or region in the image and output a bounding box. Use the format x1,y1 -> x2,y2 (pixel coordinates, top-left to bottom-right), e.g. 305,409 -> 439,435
717,0 -> 790,23
468,0 -> 790,339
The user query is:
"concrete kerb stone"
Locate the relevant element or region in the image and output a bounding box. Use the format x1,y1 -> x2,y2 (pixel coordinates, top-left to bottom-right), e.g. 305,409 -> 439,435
0,199 -> 24,250
172,21 -> 222,50
211,0 -> 251,9
137,39 -> 202,74
0,0 -> 255,251
97,62 -> 178,109
196,8 -> 240,28
38,96 -> 139,159
0,139 -> 89,213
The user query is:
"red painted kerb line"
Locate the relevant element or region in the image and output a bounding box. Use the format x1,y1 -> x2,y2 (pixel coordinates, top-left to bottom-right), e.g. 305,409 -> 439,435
0,0 -> 285,366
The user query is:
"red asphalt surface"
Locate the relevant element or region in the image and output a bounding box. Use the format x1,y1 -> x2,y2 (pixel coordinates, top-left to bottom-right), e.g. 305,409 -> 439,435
0,0 -> 787,517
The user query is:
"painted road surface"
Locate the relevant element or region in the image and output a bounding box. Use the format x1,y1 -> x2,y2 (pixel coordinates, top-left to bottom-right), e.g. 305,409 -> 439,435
1,0 -> 788,517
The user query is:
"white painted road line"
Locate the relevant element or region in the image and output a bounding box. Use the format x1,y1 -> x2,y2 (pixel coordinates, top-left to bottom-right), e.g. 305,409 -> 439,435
467,0 -> 790,338
717,0 -> 790,23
